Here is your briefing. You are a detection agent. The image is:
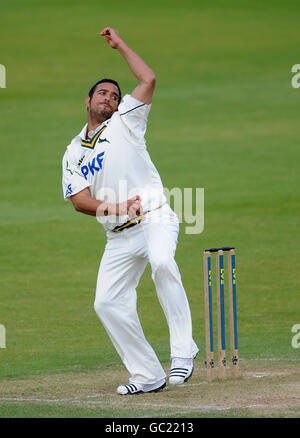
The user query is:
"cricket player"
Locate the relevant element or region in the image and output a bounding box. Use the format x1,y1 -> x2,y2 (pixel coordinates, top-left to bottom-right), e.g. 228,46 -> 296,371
62,27 -> 198,395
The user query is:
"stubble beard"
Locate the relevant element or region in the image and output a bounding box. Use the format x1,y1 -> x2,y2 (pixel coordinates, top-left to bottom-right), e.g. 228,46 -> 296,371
90,107 -> 113,125
90,99 -> 118,123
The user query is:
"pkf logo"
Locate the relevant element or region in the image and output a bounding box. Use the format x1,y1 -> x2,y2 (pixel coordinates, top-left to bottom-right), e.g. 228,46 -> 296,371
81,152 -> 105,180
0,65 -> 6,88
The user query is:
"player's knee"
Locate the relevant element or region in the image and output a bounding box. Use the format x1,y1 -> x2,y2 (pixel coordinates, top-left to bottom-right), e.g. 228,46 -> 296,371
151,255 -> 175,278
94,294 -> 111,317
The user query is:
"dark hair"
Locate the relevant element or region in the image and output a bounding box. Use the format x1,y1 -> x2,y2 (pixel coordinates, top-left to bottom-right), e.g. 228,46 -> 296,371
88,78 -> 122,104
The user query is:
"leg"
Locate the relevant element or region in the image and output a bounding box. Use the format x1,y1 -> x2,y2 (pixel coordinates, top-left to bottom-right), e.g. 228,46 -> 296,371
94,236 -> 166,385
142,214 -> 198,360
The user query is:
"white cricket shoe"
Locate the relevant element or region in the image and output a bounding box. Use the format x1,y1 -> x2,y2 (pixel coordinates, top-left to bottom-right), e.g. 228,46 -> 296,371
117,379 -> 166,395
169,358 -> 194,385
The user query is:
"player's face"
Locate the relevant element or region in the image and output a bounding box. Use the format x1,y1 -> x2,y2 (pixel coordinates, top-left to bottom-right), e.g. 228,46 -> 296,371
88,82 -> 120,121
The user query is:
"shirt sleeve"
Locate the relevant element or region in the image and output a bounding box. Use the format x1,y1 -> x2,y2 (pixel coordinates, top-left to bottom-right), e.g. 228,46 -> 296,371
118,94 -> 151,144
62,147 -> 91,200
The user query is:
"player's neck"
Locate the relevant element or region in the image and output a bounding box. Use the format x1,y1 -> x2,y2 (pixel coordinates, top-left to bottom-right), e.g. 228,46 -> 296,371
87,118 -> 105,131
86,116 -> 106,138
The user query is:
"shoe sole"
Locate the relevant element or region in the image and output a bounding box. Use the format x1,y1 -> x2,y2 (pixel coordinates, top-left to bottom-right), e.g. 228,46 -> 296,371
122,381 -> 166,396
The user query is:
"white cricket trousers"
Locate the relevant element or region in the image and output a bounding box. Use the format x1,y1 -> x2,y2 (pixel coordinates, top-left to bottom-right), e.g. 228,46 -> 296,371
94,204 -> 198,385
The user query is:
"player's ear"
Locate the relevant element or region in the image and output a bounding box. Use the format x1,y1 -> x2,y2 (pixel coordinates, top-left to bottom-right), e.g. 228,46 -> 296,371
85,96 -> 91,112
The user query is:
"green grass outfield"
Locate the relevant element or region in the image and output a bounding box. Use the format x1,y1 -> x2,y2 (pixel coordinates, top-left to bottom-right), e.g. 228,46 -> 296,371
0,0 -> 300,418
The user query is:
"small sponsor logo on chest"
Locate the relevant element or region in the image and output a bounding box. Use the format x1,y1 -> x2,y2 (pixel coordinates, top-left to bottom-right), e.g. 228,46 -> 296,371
81,152 -> 105,180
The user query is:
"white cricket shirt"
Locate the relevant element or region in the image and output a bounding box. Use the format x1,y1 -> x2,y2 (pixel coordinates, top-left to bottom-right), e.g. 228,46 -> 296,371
62,94 -> 166,231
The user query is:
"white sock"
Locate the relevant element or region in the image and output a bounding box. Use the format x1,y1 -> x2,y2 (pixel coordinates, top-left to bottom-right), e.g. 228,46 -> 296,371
171,357 -> 192,368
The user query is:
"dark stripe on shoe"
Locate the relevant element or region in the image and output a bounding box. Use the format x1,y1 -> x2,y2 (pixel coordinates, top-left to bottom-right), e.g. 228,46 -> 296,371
126,384 -> 143,395
170,367 -> 189,376
169,366 -> 194,383
170,367 -> 188,371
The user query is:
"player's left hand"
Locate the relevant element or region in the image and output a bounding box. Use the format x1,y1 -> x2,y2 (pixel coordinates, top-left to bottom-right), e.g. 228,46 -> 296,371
128,199 -> 143,218
100,27 -> 123,49
117,196 -> 142,217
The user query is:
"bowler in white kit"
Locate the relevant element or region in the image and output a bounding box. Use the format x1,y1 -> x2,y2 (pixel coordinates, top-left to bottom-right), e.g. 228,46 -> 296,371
62,27 -> 198,395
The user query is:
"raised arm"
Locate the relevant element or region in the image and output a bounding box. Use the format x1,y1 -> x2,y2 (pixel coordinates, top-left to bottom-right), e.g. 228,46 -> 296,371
100,27 -> 156,104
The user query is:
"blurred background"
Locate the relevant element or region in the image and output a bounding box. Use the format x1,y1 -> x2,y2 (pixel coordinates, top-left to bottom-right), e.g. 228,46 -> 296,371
0,0 -> 299,381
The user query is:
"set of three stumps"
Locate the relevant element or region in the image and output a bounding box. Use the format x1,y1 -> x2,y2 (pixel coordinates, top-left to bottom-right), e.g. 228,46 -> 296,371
203,247 -> 239,381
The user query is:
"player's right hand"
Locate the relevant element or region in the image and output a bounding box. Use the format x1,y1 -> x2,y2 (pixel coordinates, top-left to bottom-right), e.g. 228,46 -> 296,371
100,27 -> 123,49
